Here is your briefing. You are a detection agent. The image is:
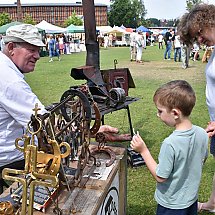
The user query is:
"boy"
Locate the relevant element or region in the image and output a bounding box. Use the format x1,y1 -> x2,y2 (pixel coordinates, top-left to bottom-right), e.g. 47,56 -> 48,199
130,80 -> 208,215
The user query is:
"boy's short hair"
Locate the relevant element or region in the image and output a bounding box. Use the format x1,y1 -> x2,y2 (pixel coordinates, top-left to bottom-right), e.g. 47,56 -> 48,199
153,80 -> 196,116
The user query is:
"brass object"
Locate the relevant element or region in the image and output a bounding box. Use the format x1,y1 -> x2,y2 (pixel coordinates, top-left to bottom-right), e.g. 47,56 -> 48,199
0,201 -> 14,215
2,104 -> 70,215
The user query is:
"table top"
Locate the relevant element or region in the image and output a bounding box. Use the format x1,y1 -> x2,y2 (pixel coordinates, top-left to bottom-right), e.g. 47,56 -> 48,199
0,144 -> 126,214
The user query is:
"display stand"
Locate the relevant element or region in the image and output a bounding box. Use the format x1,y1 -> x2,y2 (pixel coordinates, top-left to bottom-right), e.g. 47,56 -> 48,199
0,144 -> 127,215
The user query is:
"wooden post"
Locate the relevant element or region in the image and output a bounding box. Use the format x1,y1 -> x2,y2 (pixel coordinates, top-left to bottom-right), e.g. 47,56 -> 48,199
82,0 -> 100,70
16,0 -> 22,22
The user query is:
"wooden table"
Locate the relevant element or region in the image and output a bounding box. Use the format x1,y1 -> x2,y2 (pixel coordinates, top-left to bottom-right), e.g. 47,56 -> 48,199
0,144 -> 127,215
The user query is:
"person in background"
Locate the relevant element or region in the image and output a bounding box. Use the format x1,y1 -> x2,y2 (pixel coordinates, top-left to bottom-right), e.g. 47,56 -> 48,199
108,33 -> 113,47
103,34 -> 109,49
136,31 -> 145,63
130,80 -> 208,215
191,42 -> 200,61
0,35 -> 2,51
48,35 -> 60,62
164,28 -> 173,60
150,34 -> 155,46
0,24 -> 47,194
177,3 -> 215,213
181,43 -> 190,69
174,34 -> 181,62
55,35 -> 61,61
58,34 -> 64,55
0,34 -> 5,51
64,34 -> 70,54
129,29 -> 137,61
158,33 -> 164,49
48,35 -> 55,62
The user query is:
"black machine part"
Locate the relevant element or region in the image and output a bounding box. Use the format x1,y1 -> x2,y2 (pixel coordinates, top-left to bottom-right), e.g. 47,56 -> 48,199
109,87 -> 126,107
127,147 -> 145,168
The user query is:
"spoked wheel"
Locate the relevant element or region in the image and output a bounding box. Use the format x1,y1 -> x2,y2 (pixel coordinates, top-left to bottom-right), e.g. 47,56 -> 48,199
60,88 -> 92,160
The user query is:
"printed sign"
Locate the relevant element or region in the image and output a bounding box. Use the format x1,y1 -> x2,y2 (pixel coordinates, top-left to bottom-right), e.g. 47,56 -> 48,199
97,171 -> 119,215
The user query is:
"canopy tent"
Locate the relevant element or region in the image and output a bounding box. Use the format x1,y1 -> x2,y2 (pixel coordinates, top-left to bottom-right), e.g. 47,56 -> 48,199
0,21 -> 44,35
125,28 -> 133,33
160,29 -> 168,35
136,25 -> 150,33
96,26 -> 113,35
150,29 -> 163,35
108,26 -> 126,35
120,24 -> 126,30
0,21 -> 23,34
35,20 -> 67,34
66,24 -> 85,33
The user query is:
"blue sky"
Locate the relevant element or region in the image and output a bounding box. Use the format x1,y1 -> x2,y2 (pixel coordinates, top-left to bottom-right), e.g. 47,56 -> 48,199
1,0 -> 215,20
144,0 -> 215,19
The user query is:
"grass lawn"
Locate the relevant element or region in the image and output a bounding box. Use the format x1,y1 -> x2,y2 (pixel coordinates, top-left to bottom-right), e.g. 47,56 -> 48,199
26,44 -> 214,215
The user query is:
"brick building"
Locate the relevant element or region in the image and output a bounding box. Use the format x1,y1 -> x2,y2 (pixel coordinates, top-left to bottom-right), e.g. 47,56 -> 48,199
0,3 -> 108,27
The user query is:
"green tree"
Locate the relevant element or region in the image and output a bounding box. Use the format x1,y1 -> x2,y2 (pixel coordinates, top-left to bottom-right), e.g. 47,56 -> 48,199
142,19 -> 151,28
23,13 -> 36,25
186,0 -> 203,11
0,12 -> 12,26
148,18 -> 160,27
108,0 -> 147,28
132,0 -> 147,27
64,12 -> 83,27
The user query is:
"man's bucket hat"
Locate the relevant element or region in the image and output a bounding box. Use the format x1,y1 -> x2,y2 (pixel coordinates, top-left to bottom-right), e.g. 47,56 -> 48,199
3,24 -> 45,47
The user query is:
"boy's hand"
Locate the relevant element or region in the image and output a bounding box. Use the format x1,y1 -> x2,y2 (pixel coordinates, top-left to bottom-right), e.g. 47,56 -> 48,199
130,133 -> 147,154
206,121 -> 215,137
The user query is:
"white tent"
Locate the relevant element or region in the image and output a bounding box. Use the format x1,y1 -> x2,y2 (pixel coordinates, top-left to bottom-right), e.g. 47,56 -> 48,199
35,20 -> 67,34
108,26 -> 126,35
96,26 -> 113,35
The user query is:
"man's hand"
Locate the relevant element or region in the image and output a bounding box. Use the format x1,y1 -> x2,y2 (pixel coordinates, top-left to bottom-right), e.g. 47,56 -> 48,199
206,121 -> 215,137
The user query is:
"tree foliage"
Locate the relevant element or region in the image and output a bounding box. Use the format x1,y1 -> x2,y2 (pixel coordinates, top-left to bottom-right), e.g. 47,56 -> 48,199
147,18 -> 160,27
108,0 -> 147,28
186,0 -> 203,11
64,11 -> 83,27
0,12 -> 12,26
23,13 -> 36,25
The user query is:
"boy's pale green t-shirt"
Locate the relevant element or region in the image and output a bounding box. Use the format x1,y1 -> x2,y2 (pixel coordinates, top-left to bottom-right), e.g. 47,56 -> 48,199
155,125 -> 208,209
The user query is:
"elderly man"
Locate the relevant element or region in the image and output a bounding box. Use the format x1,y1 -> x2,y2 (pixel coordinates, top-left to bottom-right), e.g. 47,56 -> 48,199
0,24 -> 47,193
129,29 -> 137,61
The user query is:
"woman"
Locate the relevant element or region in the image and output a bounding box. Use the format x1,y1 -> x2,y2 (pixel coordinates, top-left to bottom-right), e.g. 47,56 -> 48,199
177,3 -> 215,213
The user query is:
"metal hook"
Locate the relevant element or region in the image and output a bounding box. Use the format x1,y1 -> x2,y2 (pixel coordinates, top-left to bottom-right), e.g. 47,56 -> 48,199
114,59 -> 118,69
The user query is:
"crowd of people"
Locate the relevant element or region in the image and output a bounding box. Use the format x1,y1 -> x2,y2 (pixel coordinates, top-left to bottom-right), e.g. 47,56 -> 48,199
129,29 -> 146,63
162,28 -> 202,68
41,33 -> 87,62
44,33 -> 73,62
127,27 -> 205,67
99,33 -> 115,48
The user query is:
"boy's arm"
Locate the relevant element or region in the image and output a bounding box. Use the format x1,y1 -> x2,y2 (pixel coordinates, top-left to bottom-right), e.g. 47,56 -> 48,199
130,134 -> 166,183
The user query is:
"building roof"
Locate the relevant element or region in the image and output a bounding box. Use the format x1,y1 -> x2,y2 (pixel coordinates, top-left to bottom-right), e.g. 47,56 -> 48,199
0,3 -> 107,7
